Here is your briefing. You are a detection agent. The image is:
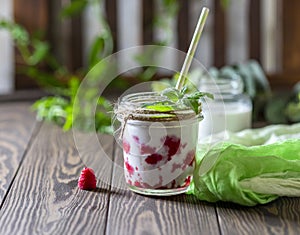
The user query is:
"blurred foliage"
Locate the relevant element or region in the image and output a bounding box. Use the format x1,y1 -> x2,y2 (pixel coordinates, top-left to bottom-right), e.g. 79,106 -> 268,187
1,0 -> 299,132
153,60 -> 300,125
266,82 -> 300,124
205,61 -> 300,124
0,0 -> 114,133
134,0 -> 179,81
0,0 -> 183,135
0,20 -> 67,88
220,0 -> 231,8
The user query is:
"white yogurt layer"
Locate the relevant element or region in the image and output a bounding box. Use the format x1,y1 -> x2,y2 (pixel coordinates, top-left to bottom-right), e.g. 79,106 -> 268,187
122,119 -> 199,190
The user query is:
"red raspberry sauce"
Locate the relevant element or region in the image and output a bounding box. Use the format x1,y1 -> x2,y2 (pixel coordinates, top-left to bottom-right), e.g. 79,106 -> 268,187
125,161 -> 134,177
163,135 -> 181,160
123,139 -> 130,154
145,153 -> 163,165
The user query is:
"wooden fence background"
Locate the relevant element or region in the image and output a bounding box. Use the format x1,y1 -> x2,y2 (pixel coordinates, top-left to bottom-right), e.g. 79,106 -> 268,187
12,0 -> 300,90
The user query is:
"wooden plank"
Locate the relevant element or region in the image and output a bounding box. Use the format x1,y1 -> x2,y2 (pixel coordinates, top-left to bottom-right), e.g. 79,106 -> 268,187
282,0 -> 300,74
70,15 -> 83,71
105,144 -> 220,235
249,0 -> 261,62
48,0 -> 83,72
0,103 -> 37,204
0,89 -> 48,102
0,123 -> 114,234
13,0 -> 49,90
142,0 -> 154,44
268,73 -> 299,89
213,0 -> 226,67
177,0 -> 190,52
217,198 -> 300,235
105,0 -> 118,52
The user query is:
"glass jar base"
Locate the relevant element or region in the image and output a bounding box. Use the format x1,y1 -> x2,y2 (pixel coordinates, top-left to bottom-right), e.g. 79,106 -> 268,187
127,184 -> 189,196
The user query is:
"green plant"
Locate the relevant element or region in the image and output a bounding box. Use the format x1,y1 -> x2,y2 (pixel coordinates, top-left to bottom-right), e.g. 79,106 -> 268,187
143,87 -> 213,115
1,0 -> 114,133
4,0 -> 298,132
134,0 -> 179,81
0,0 -> 186,134
0,20 -> 67,88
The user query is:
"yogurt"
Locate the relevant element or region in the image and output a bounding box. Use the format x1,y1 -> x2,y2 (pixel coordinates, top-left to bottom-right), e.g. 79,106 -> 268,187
122,118 -> 199,195
115,92 -> 201,196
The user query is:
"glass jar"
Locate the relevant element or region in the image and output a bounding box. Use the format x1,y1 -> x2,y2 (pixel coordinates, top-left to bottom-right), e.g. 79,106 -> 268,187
198,75 -> 252,139
114,92 -> 201,196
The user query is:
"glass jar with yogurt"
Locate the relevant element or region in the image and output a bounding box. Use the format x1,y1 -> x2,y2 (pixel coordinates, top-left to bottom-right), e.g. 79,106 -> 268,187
198,75 -> 252,139
114,92 -> 202,196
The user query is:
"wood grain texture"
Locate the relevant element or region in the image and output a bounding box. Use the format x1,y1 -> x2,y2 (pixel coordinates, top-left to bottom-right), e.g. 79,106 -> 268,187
1,103 -> 300,234
0,123 -> 114,235
106,145 -> 220,235
0,102 -> 37,204
217,198 -> 300,235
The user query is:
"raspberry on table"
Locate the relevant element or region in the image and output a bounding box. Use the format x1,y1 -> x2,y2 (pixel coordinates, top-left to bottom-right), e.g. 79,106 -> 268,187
78,167 -> 97,190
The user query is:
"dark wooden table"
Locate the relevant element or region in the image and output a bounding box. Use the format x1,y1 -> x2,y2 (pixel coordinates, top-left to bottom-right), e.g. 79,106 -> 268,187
1,102 -> 300,235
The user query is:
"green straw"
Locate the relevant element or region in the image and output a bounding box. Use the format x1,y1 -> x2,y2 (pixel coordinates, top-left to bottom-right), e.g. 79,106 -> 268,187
175,7 -> 210,90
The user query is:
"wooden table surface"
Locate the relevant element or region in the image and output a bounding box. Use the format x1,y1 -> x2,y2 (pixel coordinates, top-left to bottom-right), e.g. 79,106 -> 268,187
0,102 -> 300,235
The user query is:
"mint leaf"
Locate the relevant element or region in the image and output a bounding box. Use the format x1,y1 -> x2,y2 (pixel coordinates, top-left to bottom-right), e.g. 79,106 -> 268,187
182,98 -> 199,114
186,91 -> 214,100
144,86 -> 213,116
161,88 -> 180,102
143,101 -> 174,112
182,91 -> 213,114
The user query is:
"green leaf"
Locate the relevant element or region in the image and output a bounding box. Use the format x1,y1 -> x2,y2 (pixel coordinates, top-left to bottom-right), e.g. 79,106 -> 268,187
182,98 -> 199,114
186,91 -> 214,100
233,63 -> 256,98
285,101 -> 300,123
220,0 -> 231,9
182,92 -> 213,115
248,60 -> 271,93
26,40 -> 50,65
21,66 -> 64,88
293,82 -> 300,95
161,88 -> 180,102
265,94 -> 290,124
88,36 -> 105,68
61,0 -> 88,18
32,96 -> 69,125
0,20 -> 29,45
143,102 -> 174,112
139,67 -> 157,81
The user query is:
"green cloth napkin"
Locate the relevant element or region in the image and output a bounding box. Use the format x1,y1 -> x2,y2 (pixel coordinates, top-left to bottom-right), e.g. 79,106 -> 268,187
187,123 -> 300,206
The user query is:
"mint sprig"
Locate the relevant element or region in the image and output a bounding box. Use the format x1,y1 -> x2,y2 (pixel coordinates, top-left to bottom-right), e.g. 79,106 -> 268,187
143,87 -> 213,115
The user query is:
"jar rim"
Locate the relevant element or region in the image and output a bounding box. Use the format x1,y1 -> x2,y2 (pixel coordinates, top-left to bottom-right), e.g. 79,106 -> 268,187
115,92 -> 201,122
198,76 -> 244,96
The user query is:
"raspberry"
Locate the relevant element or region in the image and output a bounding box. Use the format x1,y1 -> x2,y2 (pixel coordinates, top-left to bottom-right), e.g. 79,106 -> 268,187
78,167 -> 97,190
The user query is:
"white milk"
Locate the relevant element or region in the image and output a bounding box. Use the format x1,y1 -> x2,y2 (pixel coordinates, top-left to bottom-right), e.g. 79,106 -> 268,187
198,103 -> 252,139
197,76 -> 253,140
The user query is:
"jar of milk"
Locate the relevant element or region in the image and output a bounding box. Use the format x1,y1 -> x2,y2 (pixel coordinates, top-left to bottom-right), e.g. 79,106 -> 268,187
198,75 -> 252,139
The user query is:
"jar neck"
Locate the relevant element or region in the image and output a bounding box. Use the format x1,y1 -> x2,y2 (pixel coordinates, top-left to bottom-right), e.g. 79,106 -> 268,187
198,77 -> 244,98
115,92 -> 200,122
